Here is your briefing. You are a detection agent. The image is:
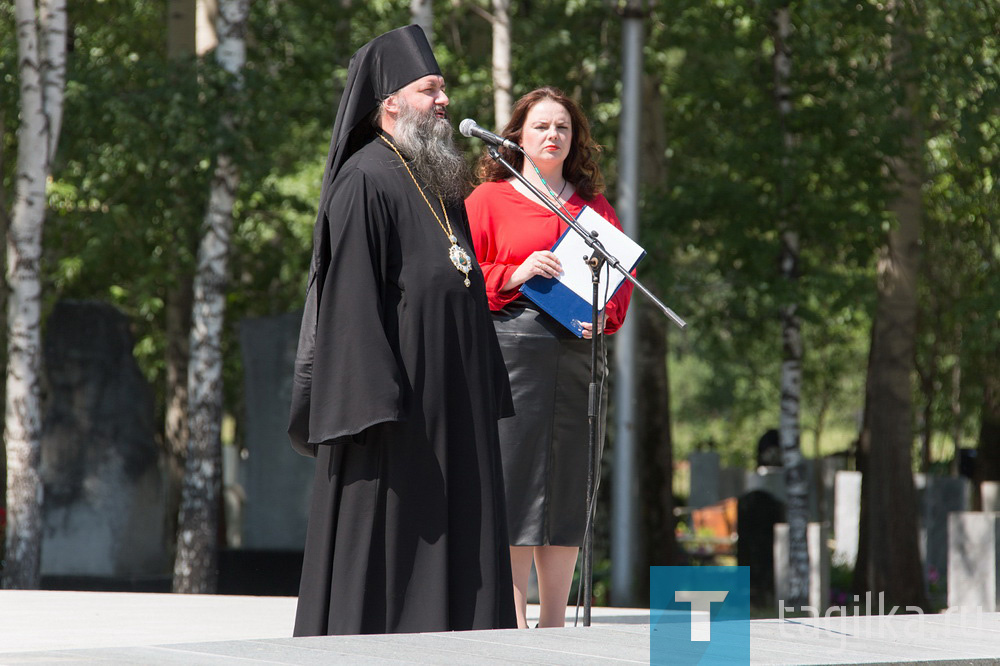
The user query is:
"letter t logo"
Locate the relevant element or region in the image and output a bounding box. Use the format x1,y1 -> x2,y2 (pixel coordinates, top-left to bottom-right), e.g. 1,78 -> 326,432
675,590 -> 728,641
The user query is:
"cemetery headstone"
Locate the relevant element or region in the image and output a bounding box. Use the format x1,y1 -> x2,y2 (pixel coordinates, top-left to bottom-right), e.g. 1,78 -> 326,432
239,311 -> 314,550
689,451 -> 721,509
948,512 -> 1000,612
818,456 -> 847,526
719,466 -> 745,501
982,481 -> 1000,512
915,473 -> 969,595
40,300 -> 168,579
833,470 -> 862,568
738,489 -> 786,606
774,522 -> 830,614
756,429 -> 782,467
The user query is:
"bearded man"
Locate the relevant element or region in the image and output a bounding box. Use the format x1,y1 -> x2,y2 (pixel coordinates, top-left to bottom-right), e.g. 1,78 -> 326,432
288,25 -> 516,636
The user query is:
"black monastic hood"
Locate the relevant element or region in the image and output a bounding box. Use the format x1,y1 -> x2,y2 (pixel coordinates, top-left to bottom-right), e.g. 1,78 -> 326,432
318,24 -> 442,202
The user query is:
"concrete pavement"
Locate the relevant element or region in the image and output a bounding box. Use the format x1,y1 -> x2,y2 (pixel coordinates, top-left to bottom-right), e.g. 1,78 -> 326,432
1,590 -> 998,664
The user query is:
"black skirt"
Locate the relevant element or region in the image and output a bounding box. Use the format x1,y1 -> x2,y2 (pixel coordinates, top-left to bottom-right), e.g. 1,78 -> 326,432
492,301 -> 607,547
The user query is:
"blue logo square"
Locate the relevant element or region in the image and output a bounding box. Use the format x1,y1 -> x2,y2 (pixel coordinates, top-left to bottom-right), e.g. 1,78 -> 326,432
650,566 -> 752,666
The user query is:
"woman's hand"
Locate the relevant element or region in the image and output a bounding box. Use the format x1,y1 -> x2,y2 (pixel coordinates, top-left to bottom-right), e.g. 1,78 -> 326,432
580,313 -> 606,339
502,250 -> 563,291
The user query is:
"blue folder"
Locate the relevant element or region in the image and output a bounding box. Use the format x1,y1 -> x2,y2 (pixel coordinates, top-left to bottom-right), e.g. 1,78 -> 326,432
519,205 -> 646,337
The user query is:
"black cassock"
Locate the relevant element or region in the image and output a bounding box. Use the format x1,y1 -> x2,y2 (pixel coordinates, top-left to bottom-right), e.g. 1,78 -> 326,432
290,137 -> 517,636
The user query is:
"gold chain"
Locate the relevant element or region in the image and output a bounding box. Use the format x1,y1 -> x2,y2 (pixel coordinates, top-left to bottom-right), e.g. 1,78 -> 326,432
379,134 -> 455,242
378,133 -> 473,287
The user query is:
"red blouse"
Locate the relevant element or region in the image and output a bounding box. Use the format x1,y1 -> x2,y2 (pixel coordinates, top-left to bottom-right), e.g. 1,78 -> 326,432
465,180 -> 634,335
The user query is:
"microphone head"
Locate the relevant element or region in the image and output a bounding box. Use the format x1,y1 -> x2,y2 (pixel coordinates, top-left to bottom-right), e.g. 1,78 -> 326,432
459,118 -> 476,138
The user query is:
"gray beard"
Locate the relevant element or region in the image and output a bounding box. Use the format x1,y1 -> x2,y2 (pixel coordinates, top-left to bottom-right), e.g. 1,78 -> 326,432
392,101 -> 468,204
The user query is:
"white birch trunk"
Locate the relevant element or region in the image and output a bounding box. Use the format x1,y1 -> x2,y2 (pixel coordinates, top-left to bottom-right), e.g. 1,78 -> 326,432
196,0 -> 219,55
173,0 -> 248,594
411,0 -> 434,46
4,0 -> 66,590
771,3 -> 809,607
491,0 -> 512,130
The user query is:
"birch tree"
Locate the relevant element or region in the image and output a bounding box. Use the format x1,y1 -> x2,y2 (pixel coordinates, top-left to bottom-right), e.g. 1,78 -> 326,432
463,0 -> 511,128
491,0 -> 512,129
173,0 -> 248,594
411,0 -> 433,46
4,0 -> 66,590
855,0 -> 927,610
770,1 -> 808,608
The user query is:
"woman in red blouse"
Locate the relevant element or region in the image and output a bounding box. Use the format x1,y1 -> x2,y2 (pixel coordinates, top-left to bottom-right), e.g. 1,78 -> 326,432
466,87 -> 633,628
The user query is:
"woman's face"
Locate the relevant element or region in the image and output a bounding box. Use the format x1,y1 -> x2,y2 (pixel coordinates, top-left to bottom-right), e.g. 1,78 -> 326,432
519,99 -> 573,170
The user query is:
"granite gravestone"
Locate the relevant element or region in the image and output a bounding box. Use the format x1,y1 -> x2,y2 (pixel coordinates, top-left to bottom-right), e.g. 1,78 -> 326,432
774,522 -> 830,614
915,473 -> 969,595
738,489 -> 786,605
833,470 -> 862,567
948,512 -> 1000,612
688,451 -> 721,509
818,456 -> 847,526
239,311 -> 313,551
40,300 -> 168,580
982,481 -> 1000,512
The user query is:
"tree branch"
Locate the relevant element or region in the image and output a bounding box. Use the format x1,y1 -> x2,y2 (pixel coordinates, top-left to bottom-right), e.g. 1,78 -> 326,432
457,0 -> 495,24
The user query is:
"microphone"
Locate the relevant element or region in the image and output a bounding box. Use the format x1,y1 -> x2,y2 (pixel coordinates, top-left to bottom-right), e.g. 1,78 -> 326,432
459,119 -> 520,151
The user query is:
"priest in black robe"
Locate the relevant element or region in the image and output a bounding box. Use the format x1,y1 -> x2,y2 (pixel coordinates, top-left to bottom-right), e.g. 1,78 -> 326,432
288,25 -> 517,636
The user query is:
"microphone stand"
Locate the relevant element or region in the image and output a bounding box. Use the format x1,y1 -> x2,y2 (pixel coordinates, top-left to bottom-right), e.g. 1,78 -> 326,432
485,145 -> 686,626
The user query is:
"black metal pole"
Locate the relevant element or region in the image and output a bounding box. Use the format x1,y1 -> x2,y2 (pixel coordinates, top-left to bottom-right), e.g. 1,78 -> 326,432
582,249 -> 605,627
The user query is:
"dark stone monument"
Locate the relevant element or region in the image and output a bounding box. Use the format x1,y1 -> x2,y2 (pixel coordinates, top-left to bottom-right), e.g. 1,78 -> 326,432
225,311 -> 312,596
239,311 -> 313,550
915,473 -> 969,600
40,300 -> 168,580
756,429 -> 782,468
738,489 -> 786,606
689,451 -> 721,509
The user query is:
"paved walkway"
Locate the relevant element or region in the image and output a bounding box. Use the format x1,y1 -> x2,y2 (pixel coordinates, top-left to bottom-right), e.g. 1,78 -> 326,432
0,591 -> 997,664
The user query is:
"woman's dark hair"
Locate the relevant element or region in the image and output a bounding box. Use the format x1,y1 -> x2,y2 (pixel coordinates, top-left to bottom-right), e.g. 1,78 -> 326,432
477,87 -> 604,201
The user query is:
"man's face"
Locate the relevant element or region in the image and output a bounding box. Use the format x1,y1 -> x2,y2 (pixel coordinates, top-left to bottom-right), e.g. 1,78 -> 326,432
391,74 -> 449,120
387,74 -> 466,202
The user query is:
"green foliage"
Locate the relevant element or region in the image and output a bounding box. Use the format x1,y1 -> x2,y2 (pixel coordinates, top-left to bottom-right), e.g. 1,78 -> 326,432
913,0 -> 1000,455
636,0 -> 999,467
46,36 -> 229,400
643,0 -> 894,461
0,0 -> 996,481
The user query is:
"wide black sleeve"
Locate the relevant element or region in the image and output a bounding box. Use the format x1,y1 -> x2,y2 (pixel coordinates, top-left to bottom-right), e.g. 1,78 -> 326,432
454,202 -> 514,421
287,167 -> 405,455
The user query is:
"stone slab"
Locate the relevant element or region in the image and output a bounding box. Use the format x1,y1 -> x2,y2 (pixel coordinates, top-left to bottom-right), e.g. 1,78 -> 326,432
689,451 -> 721,509
40,300 -> 167,578
948,512 -> 1000,611
2,591 -> 999,665
833,471 -> 862,568
774,522 -> 831,613
239,312 -> 314,550
982,482 -> 1000,512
